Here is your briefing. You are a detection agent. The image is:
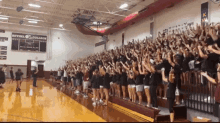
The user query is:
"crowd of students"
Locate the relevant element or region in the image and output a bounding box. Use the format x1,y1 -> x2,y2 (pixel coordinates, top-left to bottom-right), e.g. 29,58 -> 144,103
52,23 -> 220,122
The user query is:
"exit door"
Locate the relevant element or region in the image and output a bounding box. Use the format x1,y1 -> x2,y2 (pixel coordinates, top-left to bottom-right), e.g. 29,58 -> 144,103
38,65 -> 44,78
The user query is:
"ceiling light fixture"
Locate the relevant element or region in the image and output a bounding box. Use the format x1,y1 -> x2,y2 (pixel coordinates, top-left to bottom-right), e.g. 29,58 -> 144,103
93,22 -> 97,25
28,21 -> 38,23
0,17 -> 8,20
59,24 -> 63,27
119,3 -> 128,9
28,4 -> 41,8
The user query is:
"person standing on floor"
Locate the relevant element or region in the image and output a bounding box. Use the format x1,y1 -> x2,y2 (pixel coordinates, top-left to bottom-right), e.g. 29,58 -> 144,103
0,67 -> 5,88
3,64 -> 7,82
32,67 -> 39,87
15,69 -> 23,91
9,67 -> 14,83
161,67 -> 176,122
83,66 -> 90,98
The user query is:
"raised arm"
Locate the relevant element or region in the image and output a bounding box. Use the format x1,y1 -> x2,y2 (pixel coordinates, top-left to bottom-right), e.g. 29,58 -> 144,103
201,72 -> 217,84
167,53 -> 175,67
198,46 -> 208,59
138,62 -> 144,75
161,69 -> 168,82
120,61 -> 129,71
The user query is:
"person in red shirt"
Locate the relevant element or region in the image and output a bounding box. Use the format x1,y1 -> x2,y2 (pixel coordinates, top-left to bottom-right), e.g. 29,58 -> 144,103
83,66 -> 90,98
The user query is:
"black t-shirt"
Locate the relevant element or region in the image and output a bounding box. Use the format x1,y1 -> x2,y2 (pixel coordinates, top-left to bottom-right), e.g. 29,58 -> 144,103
174,64 -> 182,89
215,38 -> 220,47
103,73 -> 111,86
135,74 -> 144,85
76,72 -> 84,80
167,82 -> 176,99
112,75 -> 117,82
143,73 -> 150,85
202,53 -> 220,73
155,59 -> 171,77
16,71 -> 23,80
149,72 -> 161,86
127,78 -> 135,85
120,72 -> 127,83
119,55 -> 127,63
10,70 -> 14,77
32,70 -> 37,77
182,57 -> 191,72
61,70 -> 64,76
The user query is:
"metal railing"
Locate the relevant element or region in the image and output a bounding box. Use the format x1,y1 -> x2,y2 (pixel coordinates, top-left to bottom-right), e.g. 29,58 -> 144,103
181,71 -> 216,114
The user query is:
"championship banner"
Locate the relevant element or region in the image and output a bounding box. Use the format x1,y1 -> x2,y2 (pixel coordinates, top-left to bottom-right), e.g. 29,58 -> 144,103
201,2 -> 208,25
122,33 -> 124,46
0,29 -> 5,33
0,37 -> 8,42
150,22 -> 154,39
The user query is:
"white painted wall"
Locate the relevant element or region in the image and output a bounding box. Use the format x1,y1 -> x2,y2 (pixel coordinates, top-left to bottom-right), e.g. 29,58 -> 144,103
104,0 -> 220,51
44,27 -> 100,71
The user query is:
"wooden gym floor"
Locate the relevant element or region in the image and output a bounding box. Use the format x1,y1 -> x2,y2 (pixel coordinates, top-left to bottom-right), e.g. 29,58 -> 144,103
0,79 -> 142,122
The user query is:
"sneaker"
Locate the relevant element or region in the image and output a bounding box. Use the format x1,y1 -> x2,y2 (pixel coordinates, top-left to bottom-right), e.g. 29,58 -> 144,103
99,99 -> 103,104
84,95 -> 88,98
162,97 -> 167,99
76,91 -> 80,94
92,102 -> 96,106
92,98 -> 95,101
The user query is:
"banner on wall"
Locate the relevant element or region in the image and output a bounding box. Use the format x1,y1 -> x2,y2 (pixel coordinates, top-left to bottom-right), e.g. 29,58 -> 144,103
0,46 -> 7,50
0,29 -> 5,33
0,46 -> 7,60
159,22 -> 194,35
201,2 -> 209,25
0,37 -> 8,42
0,56 -> 7,60
150,22 -> 154,39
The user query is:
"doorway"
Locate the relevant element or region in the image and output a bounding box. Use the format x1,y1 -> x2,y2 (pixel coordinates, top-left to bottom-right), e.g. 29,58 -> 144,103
38,64 -> 44,78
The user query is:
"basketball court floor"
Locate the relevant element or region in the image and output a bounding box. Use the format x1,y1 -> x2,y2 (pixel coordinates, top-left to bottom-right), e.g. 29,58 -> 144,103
0,80 -> 142,122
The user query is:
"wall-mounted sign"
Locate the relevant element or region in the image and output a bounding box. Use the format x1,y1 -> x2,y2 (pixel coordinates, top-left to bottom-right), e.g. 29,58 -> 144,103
12,33 -> 47,41
0,56 -> 7,60
0,37 -> 8,42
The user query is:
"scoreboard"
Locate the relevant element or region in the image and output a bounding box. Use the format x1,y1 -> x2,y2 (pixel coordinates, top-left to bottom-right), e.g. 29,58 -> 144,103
11,33 -> 47,52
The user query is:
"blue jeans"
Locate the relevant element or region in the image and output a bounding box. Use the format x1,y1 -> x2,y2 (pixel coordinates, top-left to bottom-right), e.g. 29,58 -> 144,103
33,77 -> 37,86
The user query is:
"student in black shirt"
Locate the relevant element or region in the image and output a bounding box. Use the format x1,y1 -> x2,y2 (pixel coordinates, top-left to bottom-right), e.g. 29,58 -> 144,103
9,67 -> 14,83
75,67 -> 84,94
90,69 -> 100,106
161,68 -> 176,122
168,52 -> 182,105
0,67 -> 5,88
103,66 -> 111,105
50,69 -> 53,82
15,69 -> 23,91
32,67 -> 39,87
